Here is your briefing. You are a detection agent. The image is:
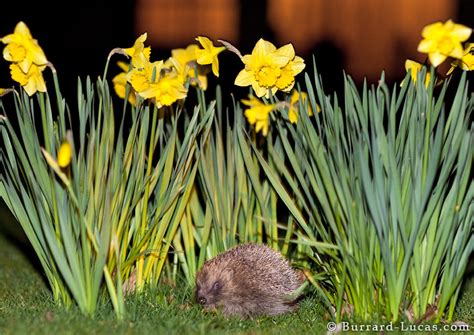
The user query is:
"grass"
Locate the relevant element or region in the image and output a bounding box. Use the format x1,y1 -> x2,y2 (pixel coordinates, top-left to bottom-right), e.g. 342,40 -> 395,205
0,201 -> 328,335
0,201 -> 472,335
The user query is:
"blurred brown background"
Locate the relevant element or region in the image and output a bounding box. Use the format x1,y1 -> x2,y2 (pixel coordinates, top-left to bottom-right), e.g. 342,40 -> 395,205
136,0 -> 456,83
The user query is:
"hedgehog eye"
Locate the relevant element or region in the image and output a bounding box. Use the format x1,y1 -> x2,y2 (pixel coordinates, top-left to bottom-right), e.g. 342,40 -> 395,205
212,281 -> 222,291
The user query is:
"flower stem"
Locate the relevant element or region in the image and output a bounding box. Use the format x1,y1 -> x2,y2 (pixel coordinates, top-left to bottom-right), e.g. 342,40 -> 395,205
38,92 -> 62,241
136,103 -> 159,290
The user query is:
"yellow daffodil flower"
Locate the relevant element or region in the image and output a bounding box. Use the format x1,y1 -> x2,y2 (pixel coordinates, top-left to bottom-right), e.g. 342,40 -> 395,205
403,59 -> 431,87
112,61 -> 136,105
417,20 -> 472,67
449,43 -> 474,72
235,39 -> 305,98
10,62 -> 46,96
169,44 -> 198,83
171,44 -> 199,68
127,60 -> 164,94
1,21 -> 48,73
139,72 -> 188,108
241,95 -> 276,136
288,91 -> 316,124
169,44 -> 208,89
57,141 -> 73,168
123,33 -> 151,68
276,55 -> 306,92
125,53 -> 188,107
195,36 -> 225,77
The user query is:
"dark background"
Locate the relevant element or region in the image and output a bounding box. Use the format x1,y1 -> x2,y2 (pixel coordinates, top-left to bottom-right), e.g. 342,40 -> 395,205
1,0 -> 472,102
0,0 -> 136,101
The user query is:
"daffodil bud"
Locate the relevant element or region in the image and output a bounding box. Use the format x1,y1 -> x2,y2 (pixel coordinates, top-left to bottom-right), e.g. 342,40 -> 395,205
57,141 -> 72,168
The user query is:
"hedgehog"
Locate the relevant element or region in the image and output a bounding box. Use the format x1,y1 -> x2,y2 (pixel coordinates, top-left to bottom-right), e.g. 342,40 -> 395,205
195,243 -> 305,317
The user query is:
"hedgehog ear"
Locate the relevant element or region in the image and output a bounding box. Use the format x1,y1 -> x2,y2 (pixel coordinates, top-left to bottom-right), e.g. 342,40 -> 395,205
220,267 -> 234,280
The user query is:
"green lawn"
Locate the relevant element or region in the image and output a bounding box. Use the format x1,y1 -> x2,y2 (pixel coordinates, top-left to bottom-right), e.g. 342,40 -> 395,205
0,203 -> 472,335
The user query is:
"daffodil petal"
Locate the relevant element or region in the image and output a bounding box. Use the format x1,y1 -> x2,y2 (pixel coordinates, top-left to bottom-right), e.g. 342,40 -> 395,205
421,22 -> 443,38
429,52 -> 446,67
253,39 -> 277,58
450,45 -> 465,59
195,49 -> 214,65
117,61 -> 130,72
291,56 -> 306,75
196,36 -> 213,50
10,63 -> 28,85
405,59 -> 422,71
235,69 -> 254,86
417,40 -> 433,53
280,81 -> 295,93
211,58 -> 219,77
274,43 -> 295,60
252,82 -> 268,98
16,21 -> 32,36
450,24 -> 472,41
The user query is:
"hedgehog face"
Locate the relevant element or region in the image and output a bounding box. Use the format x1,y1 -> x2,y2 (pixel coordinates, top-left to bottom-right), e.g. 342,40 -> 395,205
195,265 -> 234,312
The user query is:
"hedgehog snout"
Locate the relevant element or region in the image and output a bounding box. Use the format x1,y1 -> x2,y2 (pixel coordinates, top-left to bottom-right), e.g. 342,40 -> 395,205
196,280 -> 224,308
198,296 -> 207,305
